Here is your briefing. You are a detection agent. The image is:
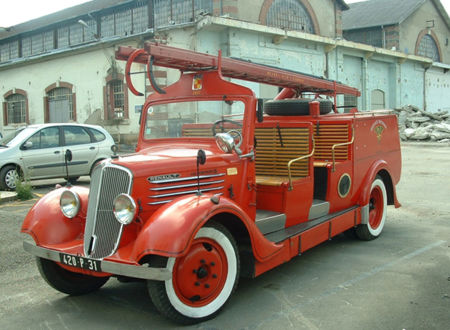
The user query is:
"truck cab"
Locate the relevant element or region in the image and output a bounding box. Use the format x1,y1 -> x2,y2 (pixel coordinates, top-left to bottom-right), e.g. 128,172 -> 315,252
22,43 -> 401,325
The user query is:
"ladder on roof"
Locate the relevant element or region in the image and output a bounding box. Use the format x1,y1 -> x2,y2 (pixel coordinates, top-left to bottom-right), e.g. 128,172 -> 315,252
115,42 -> 361,97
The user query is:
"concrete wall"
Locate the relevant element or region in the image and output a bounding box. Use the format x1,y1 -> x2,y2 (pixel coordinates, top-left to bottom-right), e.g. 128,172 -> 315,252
400,0 -> 450,63
426,66 -> 450,112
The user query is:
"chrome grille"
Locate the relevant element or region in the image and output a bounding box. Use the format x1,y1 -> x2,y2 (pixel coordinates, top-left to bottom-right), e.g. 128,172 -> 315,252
148,173 -> 225,205
84,163 -> 132,259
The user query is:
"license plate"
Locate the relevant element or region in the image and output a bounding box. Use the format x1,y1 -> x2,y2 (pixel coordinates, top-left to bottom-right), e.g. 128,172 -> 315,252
59,253 -> 102,272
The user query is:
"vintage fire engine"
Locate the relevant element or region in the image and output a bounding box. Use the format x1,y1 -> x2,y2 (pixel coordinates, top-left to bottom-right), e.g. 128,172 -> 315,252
22,43 -> 401,324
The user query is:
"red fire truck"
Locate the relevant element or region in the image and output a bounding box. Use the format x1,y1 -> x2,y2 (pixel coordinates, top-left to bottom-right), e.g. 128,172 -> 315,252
22,43 -> 401,324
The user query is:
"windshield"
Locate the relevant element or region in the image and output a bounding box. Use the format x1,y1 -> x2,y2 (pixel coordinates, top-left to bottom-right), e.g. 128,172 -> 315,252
144,100 -> 245,140
1,127 -> 36,147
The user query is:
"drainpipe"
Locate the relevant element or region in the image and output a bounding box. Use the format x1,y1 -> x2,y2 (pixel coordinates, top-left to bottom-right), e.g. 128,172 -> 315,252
423,65 -> 430,111
381,25 -> 385,48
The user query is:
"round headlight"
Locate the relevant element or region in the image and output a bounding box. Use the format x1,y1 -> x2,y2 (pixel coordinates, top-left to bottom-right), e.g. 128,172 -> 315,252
60,189 -> 80,218
215,133 -> 234,153
113,194 -> 137,225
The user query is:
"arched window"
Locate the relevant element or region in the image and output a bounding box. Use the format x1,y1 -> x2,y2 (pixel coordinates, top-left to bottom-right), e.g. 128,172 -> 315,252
46,87 -> 75,122
371,89 -> 385,110
104,73 -> 129,120
417,34 -> 440,62
2,90 -> 28,125
263,0 -> 316,33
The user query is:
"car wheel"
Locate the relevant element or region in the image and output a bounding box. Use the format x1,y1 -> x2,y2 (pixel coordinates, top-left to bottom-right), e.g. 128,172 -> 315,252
0,165 -> 19,191
36,257 -> 109,295
147,222 -> 240,325
356,177 -> 387,241
67,176 -> 80,184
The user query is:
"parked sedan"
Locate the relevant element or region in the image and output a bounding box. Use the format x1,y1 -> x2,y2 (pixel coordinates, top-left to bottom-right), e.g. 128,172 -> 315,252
0,123 -> 116,190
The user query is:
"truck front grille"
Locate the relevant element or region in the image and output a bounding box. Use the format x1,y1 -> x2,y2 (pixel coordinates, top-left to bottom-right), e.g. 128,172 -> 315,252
84,163 -> 132,259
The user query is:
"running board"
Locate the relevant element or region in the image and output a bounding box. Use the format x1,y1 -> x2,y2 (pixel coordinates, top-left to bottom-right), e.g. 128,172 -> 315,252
255,210 -> 286,235
309,199 -> 330,220
264,206 -> 359,243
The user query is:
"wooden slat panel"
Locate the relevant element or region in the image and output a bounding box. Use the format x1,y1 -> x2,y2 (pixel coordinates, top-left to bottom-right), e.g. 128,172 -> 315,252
255,127 -> 310,180
313,124 -> 349,160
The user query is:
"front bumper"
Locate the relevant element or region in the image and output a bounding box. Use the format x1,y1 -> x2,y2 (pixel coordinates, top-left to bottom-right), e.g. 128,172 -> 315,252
23,240 -> 171,281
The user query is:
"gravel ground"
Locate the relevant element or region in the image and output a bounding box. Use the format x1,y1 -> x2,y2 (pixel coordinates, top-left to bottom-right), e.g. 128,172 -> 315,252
0,143 -> 449,329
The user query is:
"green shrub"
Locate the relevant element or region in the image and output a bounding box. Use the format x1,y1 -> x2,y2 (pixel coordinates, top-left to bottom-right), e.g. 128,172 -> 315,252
15,178 -> 34,200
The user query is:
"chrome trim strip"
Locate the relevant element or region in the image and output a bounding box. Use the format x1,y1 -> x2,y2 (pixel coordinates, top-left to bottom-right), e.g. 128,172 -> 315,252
149,173 -> 225,184
149,186 -> 224,199
148,199 -> 173,205
23,240 -> 171,281
147,192 -> 224,206
150,179 -> 225,191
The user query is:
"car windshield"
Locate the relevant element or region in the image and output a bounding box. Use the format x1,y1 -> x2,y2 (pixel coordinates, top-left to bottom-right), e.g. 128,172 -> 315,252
143,100 -> 245,140
1,127 -> 37,147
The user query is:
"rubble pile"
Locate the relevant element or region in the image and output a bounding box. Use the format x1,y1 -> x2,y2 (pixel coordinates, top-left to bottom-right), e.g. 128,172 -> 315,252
394,105 -> 450,143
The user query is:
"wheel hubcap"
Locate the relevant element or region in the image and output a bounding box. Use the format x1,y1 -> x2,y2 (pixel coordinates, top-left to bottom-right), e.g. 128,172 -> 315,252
172,238 -> 227,307
369,186 -> 383,229
5,169 -> 18,189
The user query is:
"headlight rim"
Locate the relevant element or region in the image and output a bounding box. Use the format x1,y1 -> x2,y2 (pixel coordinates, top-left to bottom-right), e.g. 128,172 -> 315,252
60,189 -> 81,219
113,193 -> 137,225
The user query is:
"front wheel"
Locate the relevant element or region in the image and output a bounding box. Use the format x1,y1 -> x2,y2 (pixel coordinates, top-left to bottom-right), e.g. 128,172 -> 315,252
356,177 -> 387,240
147,222 -> 240,324
36,258 -> 109,295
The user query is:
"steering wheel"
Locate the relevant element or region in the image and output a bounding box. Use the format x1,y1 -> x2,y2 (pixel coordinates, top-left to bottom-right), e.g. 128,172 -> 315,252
211,119 -> 243,136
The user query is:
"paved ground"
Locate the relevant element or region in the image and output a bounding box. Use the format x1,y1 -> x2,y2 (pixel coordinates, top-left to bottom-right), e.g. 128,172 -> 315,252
0,144 -> 449,329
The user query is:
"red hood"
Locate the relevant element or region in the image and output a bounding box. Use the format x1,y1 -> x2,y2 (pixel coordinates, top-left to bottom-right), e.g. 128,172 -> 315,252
110,142 -> 236,178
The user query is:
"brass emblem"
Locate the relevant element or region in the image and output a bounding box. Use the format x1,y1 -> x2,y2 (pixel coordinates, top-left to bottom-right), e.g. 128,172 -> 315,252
374,125 -> 384,141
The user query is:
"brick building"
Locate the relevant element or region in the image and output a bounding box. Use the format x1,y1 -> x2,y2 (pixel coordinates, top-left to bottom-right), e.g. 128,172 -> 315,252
0,0 -> 449,143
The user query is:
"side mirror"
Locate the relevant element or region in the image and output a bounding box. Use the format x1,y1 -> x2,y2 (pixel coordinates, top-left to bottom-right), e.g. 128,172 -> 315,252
65,149 -> 73,162
22,141 -> 33,150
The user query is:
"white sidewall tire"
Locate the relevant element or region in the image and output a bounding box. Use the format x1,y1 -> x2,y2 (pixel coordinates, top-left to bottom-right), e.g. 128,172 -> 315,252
165,227 -> 237,319
367,178 -> 387,237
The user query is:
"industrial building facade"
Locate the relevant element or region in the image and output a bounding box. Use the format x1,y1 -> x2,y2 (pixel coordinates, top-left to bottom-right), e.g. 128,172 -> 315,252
1,0 -> 449,143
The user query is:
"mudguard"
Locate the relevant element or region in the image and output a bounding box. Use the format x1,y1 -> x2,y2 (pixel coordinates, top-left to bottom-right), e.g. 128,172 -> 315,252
131,194 -> 283,263
357,160 -> 401,208
21,186 -> 89,245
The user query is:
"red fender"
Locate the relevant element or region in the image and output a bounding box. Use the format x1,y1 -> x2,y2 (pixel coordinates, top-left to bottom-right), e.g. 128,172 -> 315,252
125,48 -> 146,96
21,187 -> 89,245
357,160 -> 400,208
131,194 -> 283,263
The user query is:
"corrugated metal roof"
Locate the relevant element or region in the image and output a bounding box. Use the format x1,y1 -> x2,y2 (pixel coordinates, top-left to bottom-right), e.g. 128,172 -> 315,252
343,0 -> 426,30
0,0 -> 129,40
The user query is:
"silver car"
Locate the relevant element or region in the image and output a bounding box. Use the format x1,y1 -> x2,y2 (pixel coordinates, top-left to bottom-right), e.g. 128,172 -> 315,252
0,123 -> 116,190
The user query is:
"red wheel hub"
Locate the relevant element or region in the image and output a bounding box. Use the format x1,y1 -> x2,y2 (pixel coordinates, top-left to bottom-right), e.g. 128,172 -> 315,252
172,237 -> 228,307
369,186 -> 383,229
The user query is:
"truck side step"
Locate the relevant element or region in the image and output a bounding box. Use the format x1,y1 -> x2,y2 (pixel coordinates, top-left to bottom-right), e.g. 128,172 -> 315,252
255,210 -> 286,235
308,199 -> 330,220
264,206 -> 358,243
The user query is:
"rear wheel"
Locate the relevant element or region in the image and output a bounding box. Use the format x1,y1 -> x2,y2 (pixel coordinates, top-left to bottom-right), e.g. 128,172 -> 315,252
147,222 -> 240,324
0,165 -> 19,191
36,257 -> 109,295
356,177 -> 387,240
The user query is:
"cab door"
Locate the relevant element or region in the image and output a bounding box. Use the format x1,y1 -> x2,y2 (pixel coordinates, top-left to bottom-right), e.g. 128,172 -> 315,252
20,126 -> 64,179
62,126 -> 99,176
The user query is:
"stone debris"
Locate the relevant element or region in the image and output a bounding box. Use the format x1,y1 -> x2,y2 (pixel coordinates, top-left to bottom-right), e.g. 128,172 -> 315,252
393,105 -> 450,142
